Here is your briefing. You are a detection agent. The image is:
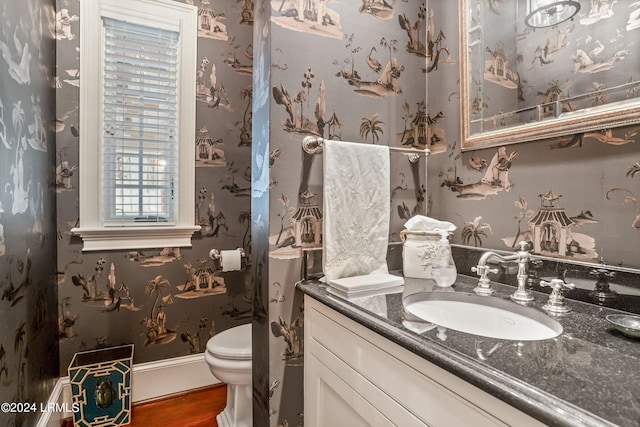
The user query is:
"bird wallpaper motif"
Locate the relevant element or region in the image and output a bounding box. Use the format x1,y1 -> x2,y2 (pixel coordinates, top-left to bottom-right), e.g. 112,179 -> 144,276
2,0 -> 640,426
261,1 -> 640,425
472,0 -> 640,134
427,0 -> 640,268
0,0 -> 58,425
262,2 -> 430,425
54,0 -> 254,378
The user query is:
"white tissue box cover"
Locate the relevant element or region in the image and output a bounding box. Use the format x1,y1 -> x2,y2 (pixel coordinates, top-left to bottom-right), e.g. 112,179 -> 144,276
403,239 -> 439,279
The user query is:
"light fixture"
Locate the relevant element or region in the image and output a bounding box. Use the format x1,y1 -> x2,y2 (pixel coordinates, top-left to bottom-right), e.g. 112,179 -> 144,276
525,0 -> 581,28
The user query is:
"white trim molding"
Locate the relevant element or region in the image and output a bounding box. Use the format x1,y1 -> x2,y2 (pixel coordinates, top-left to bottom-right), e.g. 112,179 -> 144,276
37,354 -> 219,427
72,226 -> 201,252
73,0 -> 199,251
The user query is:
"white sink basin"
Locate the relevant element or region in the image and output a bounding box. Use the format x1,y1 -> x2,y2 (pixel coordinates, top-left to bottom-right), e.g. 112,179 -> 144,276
403,292 -> 562,341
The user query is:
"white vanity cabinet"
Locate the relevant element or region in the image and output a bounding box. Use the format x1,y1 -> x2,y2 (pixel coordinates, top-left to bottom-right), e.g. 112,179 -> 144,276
304,296 -> 544,427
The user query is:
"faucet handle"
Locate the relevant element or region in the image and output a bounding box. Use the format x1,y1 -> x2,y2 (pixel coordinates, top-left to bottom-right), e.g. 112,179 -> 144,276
540,279 -> 575,315
540,278 -> 575,291
471,265 -> 499,275
472,264 -> 498,296
589,267 -> 616,281
517,241 -> 530,252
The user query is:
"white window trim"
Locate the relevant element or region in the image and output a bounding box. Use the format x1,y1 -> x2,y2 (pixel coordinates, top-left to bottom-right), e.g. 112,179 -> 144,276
73,0 -> 199,251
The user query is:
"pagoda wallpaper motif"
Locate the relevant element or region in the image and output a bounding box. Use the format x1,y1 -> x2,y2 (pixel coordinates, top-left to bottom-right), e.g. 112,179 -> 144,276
1,1 -> 640,426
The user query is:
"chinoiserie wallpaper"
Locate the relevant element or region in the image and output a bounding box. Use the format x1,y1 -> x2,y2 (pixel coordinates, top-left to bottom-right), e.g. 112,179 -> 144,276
259,1 -> 430,426
55,0 -> 253,375
428,0 -> 640,269
2,0 -> 640,426
261,1 -> 640,426
0,0 -> 59,425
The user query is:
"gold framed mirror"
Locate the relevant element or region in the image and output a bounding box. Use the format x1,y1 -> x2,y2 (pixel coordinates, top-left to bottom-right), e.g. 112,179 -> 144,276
459,0 -> 640,151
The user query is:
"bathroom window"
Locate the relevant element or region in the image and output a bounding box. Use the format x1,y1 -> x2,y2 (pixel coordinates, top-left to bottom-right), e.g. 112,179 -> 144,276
72,0 -> 199,251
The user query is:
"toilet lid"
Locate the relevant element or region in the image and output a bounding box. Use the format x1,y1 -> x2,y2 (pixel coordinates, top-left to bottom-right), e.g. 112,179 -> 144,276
207,323 -> 252,360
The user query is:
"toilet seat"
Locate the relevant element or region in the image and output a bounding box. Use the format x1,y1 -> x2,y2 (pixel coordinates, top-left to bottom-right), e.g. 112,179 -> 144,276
207,323 -> 252,360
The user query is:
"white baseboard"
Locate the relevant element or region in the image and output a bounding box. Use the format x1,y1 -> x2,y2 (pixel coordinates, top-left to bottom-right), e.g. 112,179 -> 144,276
37,353 -> 220,427
130,353 -> 219,402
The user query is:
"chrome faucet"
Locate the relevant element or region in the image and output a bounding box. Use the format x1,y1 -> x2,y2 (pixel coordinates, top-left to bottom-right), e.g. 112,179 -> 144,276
472,242 -> 535,303
472,250 -> 519,296
510,242 -> 535,303
540,278 -> 575,315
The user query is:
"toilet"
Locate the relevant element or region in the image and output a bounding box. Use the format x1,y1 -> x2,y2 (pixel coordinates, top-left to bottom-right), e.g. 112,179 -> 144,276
205,323 -> 252,427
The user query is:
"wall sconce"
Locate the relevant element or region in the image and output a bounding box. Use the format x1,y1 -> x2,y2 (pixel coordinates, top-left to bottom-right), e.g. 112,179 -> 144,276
525,0 -> 581,28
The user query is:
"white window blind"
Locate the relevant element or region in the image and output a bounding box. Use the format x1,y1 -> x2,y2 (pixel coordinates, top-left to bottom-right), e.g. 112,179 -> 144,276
102,17 -> 180,226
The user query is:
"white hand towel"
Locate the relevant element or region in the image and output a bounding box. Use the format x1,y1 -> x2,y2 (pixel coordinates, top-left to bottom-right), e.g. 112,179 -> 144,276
328,274 -> 405,294
323,140 -> 391,281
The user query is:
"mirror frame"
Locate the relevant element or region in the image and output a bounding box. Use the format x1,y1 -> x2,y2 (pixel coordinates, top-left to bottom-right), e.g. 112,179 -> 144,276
459,0 -> 640,151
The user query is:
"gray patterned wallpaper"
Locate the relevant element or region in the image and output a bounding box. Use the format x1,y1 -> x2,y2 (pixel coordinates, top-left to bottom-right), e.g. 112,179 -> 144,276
262,1 -> 640,426
428,0 -> 640,269
1,1 -> 638,426
0,0 -> 59,425
55,0 -> 253,374
262,1 -> 429,425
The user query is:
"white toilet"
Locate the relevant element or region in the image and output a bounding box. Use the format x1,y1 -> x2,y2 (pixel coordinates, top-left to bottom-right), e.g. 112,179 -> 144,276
205,323 -> 252,427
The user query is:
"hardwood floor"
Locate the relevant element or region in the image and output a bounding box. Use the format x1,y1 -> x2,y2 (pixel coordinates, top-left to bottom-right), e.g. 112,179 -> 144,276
63,384 -> 227,427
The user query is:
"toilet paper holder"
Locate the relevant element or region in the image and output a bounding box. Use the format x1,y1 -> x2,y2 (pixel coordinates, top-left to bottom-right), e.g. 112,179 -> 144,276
208,248 -> 249,272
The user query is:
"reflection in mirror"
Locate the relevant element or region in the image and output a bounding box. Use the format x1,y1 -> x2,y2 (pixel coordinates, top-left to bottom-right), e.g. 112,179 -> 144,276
524,0 -> 580,28
460,0 -> 640,150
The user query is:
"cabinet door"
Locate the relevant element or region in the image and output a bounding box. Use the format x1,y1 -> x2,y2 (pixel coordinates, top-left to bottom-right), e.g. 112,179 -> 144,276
305,353 -> 394,427
304,296 -> 544,427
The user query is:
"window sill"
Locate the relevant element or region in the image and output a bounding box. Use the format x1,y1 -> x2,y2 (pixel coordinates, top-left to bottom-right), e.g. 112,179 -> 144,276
71,225 -> 201,252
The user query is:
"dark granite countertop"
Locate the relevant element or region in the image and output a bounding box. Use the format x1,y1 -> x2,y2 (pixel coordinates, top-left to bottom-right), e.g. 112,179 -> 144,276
297,275 -> 640,427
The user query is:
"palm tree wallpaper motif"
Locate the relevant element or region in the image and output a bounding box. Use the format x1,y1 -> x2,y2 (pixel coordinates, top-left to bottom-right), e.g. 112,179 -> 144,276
238,85 -> 253,146
3,1 -> 640,426
360,114 -> 384,144
0,1 -> 258,424
143,276 -> 176,346
461,216 -> 493,247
